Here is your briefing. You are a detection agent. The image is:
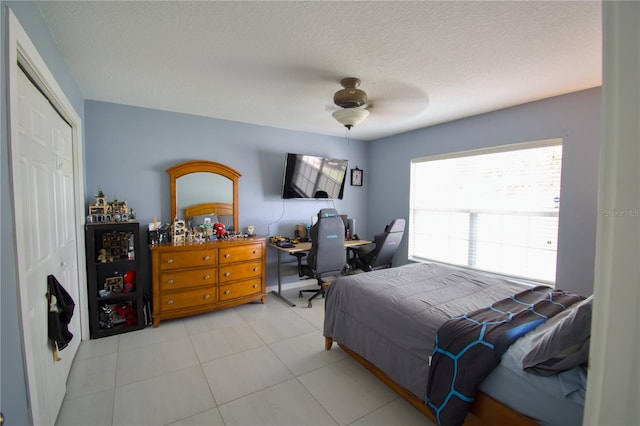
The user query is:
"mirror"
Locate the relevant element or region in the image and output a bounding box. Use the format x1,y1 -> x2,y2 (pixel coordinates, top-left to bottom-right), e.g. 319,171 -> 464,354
168,160 -> 241,232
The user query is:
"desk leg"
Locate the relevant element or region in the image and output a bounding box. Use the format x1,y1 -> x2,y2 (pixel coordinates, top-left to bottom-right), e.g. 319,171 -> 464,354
269,249 -> 296,307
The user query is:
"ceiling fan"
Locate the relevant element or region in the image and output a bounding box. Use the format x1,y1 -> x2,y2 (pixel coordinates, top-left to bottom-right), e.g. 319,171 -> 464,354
331,77 -> 370,129
328,77 -> 430,130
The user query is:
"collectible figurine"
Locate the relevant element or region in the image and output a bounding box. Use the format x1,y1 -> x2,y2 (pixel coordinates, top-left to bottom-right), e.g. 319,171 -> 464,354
87,187 -> 133,223
214,222 -> 227,238
123,270 -> 135,293
97,249 -> 112,263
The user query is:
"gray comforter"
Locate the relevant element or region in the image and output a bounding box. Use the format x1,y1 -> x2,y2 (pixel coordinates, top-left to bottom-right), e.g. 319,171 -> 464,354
323,262 -> 526,398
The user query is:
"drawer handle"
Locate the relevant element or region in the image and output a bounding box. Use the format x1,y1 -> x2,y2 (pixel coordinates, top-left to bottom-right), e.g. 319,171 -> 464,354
252,284 -> 258,289
167,279 -> 174,285
225,272 -> 231,277
224,253 -> 231,258
253,267 -> 258,272
204,294 -> 210,300
224,290 -> 230,295
167,258 -> 174,264
203,255 -> 210,261
252,250 -> 257,254
204,274 -> 210,280
167,300 -> 174,305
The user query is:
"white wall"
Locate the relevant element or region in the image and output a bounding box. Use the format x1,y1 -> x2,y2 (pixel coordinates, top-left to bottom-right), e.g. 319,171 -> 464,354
584,2 -> 640,424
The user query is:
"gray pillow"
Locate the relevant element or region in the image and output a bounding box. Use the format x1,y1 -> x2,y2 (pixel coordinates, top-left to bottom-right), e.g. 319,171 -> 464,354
522,295 -> 592,376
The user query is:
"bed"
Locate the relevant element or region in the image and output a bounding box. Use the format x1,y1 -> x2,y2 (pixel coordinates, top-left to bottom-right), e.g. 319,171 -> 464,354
323,262 -> 590,426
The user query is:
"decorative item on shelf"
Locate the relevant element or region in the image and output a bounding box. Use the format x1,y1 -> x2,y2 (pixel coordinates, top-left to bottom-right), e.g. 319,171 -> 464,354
97,248 -> 113,263
101,231 -> 133,260
115,303 -> 137,326
351,167 -> 363,186
247,225 -> 255,236
104,276 -> 124,294
213,222 -> 227,239
172,219 -> 186,243
87,186 -> 135,223
122,270 -> 136,293
190,227 -> 205,243
199,221 -> 214,240
148,218 -> 161,245
148,223 -> 171,245
99,305 -> 114,329
99,303 -> 136,328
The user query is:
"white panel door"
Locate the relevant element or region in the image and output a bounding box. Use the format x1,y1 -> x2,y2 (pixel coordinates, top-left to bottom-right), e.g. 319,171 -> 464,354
13,68 -> 81,426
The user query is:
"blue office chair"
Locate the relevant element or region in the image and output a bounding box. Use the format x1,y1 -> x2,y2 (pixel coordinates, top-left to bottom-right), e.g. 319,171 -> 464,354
348,218 -> 405,272
298,208 -> 346,307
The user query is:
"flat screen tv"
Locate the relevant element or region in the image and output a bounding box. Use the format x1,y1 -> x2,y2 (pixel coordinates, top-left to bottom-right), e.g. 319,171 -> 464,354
281,153 -> 348,199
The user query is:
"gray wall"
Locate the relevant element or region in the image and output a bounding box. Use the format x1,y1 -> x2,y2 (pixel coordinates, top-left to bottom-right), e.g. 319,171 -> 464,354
1,2 -> 85,424
367,88 -> 601,297
84,101 -> 368,286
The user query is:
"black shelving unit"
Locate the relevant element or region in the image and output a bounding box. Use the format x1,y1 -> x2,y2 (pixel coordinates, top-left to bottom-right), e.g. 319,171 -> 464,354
85,221 -> 145,338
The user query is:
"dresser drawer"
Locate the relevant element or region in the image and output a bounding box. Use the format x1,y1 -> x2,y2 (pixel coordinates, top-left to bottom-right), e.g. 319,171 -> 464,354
219,279 -> 262,301
159,268 -> 217,291
219,244 -> 263,264
150,237 -> 267,327
158,249 -> 217,270
219,260 -> 262,283
159,286 -> 217,311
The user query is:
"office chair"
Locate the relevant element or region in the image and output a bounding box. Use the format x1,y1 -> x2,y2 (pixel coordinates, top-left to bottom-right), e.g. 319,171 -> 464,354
298,208 -> 346,308
348,218 -> 406,273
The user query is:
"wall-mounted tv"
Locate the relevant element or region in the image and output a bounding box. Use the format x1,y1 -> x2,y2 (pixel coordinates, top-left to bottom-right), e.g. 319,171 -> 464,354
281,153 -> 348,199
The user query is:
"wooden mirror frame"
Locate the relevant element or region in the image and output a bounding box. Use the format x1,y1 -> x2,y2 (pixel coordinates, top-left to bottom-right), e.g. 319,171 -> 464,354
167,160 -> 241,232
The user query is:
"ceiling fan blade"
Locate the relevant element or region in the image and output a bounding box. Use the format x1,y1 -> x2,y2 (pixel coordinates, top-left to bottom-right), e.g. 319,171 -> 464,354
325,103 -> 340,112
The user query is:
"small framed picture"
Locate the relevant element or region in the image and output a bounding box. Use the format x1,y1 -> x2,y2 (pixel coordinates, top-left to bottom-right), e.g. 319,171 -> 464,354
351,168 -> 363,186
104,276 -> 124,293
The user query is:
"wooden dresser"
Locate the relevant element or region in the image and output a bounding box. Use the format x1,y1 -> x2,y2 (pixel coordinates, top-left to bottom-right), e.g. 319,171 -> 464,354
149,237 -> 266,327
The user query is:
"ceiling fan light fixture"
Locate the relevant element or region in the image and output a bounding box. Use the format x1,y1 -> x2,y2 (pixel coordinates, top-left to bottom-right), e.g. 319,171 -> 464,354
333,77 -> 367,108
332,107 -> 370,129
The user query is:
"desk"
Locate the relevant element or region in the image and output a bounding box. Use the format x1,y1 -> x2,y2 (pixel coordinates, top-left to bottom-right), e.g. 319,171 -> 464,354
268,239 -> 371,306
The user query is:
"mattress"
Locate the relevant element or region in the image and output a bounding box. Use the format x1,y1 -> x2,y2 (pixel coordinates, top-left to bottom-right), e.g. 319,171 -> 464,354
323,262 -> 586,425
479,318 -> 587,426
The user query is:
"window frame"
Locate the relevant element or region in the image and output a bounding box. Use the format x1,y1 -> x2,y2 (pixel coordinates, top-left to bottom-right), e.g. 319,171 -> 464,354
408,138 -> 563,285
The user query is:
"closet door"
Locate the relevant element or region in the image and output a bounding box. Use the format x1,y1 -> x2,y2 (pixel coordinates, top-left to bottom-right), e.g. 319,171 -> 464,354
12,68 -> 81,426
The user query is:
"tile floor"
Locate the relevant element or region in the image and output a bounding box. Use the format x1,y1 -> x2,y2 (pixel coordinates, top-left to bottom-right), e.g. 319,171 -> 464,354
55,282 -> 434,426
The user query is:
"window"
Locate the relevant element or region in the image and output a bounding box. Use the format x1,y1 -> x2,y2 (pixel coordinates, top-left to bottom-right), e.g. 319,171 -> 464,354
409,139 -> 562,283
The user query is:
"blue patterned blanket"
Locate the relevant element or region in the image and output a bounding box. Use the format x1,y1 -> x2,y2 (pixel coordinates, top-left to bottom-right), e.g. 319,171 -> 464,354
424,285 -> 583,426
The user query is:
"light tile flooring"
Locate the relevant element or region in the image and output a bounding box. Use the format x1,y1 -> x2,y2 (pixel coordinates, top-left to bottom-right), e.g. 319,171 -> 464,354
56,282 -> 434,426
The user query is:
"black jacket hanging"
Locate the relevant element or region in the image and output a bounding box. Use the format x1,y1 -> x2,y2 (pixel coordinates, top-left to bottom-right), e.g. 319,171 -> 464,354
47,274 -> 75,351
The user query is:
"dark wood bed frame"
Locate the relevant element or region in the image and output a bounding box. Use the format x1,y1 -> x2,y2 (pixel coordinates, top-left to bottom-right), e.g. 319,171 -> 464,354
324,337 -> 538,426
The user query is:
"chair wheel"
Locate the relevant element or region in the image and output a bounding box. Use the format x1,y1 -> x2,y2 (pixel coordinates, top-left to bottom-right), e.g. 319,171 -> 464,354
308,301 -> 312,308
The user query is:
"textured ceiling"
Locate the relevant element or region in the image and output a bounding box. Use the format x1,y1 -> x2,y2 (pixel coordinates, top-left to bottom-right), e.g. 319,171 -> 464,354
37,1 -> 602,141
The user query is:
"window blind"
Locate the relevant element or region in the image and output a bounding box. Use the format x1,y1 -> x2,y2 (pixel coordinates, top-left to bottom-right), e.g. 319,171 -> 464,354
409,139 -> 562,283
